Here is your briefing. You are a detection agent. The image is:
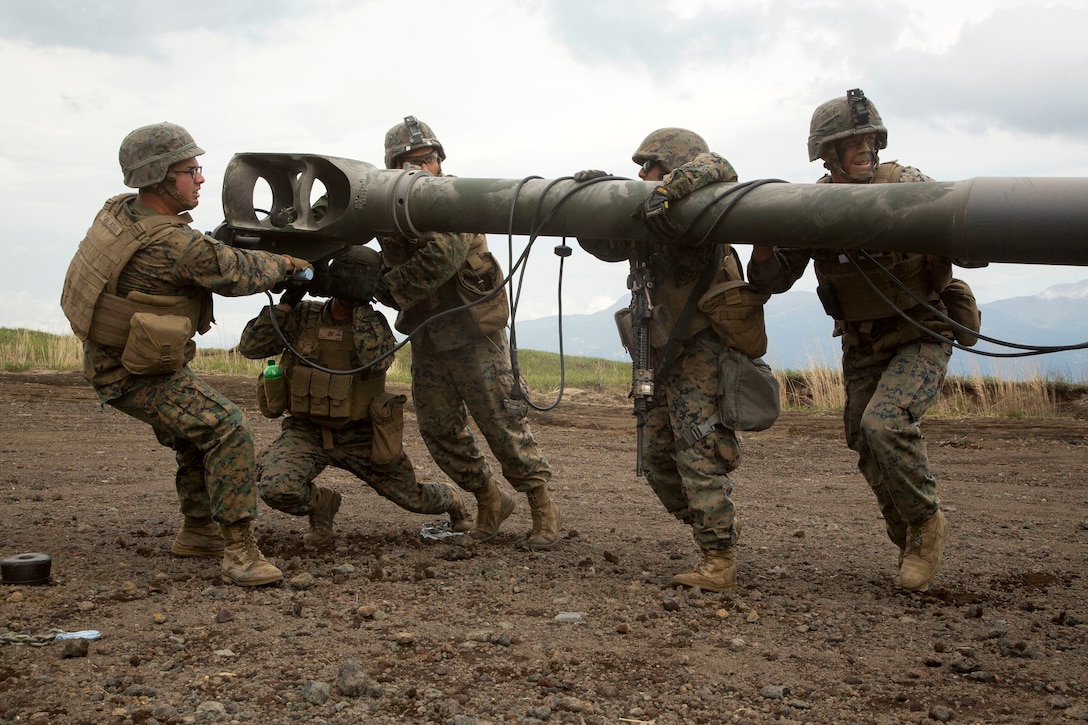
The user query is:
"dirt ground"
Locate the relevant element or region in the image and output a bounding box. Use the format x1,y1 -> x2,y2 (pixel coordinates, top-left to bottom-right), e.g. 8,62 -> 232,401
1,370 -> 1087,725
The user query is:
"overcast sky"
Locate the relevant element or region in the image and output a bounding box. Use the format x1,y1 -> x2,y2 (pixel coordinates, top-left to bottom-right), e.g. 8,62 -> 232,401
4,0 -> 1088,350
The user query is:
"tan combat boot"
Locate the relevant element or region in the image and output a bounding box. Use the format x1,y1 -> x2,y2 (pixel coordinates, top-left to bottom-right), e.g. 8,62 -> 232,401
303,487 -> 342,547
444,487 -> 474,533
220,521 -> 283,586
523,486 -> 561,550
171,516 -> 226,557
468,477 -> 515,542
670,549 -> 737,592
899,509 -> 947,592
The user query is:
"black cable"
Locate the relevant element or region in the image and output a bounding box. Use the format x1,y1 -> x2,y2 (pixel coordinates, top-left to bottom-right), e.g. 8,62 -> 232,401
847,251 -> 1088,358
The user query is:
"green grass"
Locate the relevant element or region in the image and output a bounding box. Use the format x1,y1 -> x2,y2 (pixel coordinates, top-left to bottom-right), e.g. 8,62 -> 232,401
4,327 -> 1084,417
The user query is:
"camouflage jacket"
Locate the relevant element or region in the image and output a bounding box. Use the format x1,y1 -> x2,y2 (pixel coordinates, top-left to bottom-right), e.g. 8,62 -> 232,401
237,299 -> 395,376
81,196 -> 290,402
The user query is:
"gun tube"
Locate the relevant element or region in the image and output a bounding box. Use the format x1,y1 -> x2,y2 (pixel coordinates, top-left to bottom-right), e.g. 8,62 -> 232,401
223,153 -> 1088,266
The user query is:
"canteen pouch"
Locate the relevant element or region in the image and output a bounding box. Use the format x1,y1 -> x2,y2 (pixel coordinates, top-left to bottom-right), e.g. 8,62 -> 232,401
940,278 -> 981,346
369,391 -> 407,465
120,313 -> 192,375
718,346 -> 781,432
256,371 -> 287,419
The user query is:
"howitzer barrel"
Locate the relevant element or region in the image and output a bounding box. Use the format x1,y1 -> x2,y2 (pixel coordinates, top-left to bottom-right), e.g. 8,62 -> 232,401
222,153 -> 1088,266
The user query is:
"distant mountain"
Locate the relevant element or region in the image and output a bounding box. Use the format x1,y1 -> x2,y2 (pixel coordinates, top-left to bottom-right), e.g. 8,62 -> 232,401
510,280 -> 1088,381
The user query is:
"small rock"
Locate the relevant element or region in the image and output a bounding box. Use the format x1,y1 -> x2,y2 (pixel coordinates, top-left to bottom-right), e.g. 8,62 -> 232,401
760,685 -> 790,699
337,658 -> 370,697
60,638 -> 90,658
302,680 -> 331,705
930,704 -> 955,722
289,572 -> 317,590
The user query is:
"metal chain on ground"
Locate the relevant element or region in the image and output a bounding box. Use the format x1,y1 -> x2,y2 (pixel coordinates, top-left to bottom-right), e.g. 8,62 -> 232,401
0,629 -> 62,646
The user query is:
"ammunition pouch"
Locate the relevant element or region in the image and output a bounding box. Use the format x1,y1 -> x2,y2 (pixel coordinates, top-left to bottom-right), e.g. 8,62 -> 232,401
697,280 -> 770,359
940,278 -> 981,346
287,368 -> 385,429
369,391 -> 407,465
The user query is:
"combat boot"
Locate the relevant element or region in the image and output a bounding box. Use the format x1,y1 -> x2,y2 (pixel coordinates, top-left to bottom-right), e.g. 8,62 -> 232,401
670,549 -> 737,592
445,486 -> 474,533
220,521 -> 283,587
303,487 -> 342,547
899,509 -> 947,592
170,516 -> 225,557
468,477 -> 515,542
523,486 -> 561,550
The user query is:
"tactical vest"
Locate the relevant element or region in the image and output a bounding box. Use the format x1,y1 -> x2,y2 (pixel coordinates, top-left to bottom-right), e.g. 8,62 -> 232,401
813,163 -> 952,324
61,194 -> 211,347
281,303 -> 387,427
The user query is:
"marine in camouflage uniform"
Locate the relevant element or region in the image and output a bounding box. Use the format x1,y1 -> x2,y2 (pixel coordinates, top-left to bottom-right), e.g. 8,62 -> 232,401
576,128 -> 755,592
747,90 -> 956,591
237,247 -> 472,547
60,122 -> 313,587
373,116 -> 559,550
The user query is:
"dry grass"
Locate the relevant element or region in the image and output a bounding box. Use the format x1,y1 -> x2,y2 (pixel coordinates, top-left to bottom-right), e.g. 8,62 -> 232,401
2,328 -> 1083,418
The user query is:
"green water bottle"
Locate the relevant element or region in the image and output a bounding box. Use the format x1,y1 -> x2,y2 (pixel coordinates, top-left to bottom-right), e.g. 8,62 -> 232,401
262,359 -> 287,417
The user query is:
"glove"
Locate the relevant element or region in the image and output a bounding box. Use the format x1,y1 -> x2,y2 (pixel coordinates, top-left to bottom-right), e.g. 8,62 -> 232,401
639,185 -> 681,238
573,169 -> 610,182
279,285 -> 306,309
285,255 -> 314,281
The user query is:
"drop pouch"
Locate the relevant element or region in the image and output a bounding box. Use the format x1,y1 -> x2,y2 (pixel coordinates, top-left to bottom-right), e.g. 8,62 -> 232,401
717,346 -> 781,432
369,391 -> 407,465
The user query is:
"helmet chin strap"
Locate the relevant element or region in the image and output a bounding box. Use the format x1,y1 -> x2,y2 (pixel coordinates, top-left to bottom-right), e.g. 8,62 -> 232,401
823,145 -> 878,183
156,177 -> 197,211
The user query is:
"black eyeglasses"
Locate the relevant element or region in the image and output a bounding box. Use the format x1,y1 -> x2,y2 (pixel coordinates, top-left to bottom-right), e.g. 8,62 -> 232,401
174,166 -> 202,180
641,160 -> 660,174
402,152 -> 437,168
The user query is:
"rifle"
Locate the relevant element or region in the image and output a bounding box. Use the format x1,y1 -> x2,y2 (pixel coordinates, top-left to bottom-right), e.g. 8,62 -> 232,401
629,241 -> 655,476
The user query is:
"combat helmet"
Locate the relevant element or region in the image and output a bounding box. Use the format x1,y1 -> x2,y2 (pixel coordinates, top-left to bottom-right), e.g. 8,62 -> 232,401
330,245 -> 382,279
632,128 -> 709,174
384,116 -> 446,169
119,122 -> 205,188
807,89 -> 887,162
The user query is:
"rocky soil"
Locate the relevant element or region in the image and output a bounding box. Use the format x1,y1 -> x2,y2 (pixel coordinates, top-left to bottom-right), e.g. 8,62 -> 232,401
1,370 -> 1087,724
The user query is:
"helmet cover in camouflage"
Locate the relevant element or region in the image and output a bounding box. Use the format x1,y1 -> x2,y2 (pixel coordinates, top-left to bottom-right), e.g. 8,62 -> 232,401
807,89 -> 887,162
631,128 -> 709,174
119,122 -> 205,188
329,245 -> 382,281
384,116 -> 446,169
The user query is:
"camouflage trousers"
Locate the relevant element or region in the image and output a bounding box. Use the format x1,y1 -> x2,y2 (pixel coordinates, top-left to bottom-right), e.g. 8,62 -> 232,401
411,329 -> 551,494
104,366 -> 257,525
643,331 -> 741,551
842,337 -> 950,544
257,416 -> 456,516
